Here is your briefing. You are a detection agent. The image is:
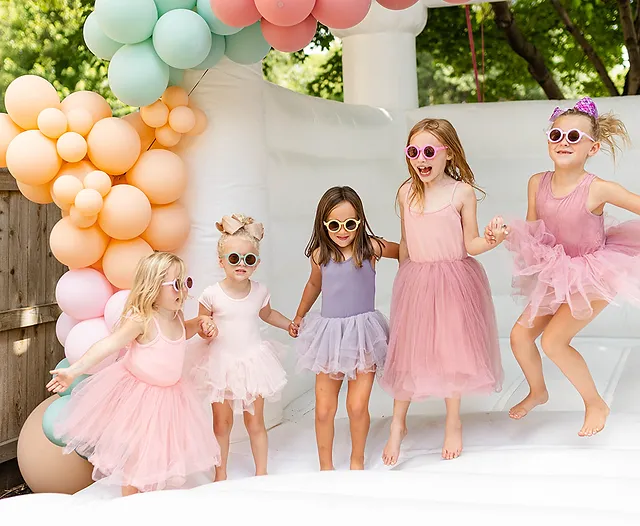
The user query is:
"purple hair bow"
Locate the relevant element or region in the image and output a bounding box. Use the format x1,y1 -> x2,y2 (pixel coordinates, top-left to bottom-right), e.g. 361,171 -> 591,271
549,97 -> 599,121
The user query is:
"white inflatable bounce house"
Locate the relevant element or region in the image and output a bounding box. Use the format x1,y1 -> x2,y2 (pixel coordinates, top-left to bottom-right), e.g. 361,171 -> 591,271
3,0 -> 640,523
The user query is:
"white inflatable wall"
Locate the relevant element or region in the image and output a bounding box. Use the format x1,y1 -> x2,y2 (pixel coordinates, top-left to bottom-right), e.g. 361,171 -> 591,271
179,60 -> 640,431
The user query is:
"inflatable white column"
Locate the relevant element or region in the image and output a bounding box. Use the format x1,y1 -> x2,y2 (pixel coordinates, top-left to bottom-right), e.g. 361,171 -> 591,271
332,1 -> 428,110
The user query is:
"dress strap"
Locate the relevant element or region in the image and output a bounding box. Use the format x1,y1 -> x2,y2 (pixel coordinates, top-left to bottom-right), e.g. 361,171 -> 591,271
450,181 -> 462,204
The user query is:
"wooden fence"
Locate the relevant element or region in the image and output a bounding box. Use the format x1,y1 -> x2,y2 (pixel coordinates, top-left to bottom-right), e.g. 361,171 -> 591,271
0,167 -> 65,463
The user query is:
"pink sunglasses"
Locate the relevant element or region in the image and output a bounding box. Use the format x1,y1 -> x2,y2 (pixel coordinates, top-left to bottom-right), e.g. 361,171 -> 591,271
547,128 -> 595,144
162,276 -> 193,292
405,144 -> 448,160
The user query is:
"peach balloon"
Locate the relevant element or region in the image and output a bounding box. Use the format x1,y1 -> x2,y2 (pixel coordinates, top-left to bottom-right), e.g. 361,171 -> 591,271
141,100 -> 169,128
126,149 -> 187,205
168,106 -> 196,134
98,184 -> 152,240
185,106 -> 208,136
55,160 -> 96,182
66,108 -> 94,136
6,130 -> 62,185
61,208 -> 70,217
17,180 -> 54,204
5,75 -> 61,130
87,118 -> 141,175
155,124 -> 181,148
37,108 -> 68,139
50,217 -> 109,268
61,91 -> 112,124
112,174 -> 127,186
91,258 -> 103,272
57,132 -> 88,163
102,238 -> 153,289
83,170 -> 112,197
162,86 -> 190,110
141,201 -> 191,251
0,113 -> 23,167
75,188 -> 104,216
122,112 -> 155,153
52,175 -> 84,206
69,205 -> 99,228
17,396 -> 94,494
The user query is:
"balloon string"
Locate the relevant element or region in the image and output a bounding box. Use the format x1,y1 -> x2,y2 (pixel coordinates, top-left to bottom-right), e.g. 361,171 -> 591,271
465,5 -> 482,103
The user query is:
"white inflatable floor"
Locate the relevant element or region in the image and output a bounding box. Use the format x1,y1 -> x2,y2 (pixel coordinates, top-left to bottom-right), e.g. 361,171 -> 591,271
3,338 -> 640,524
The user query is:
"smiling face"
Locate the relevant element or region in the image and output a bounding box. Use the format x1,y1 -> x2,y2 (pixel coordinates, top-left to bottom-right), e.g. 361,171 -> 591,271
548,114 -> 600,169
407,130 -> 451,184
325,200 -> 359,249
219,236 -> 260,283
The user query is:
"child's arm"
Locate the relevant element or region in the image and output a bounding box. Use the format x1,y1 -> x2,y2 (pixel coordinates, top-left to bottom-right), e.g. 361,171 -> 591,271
47,318 -> 143,392
460,184 -> 506,256
196,303 -> 218,339
260,301 -> 293,332
372,237 -> 400,260
182,310 -> 216,340
398,184 -> 410,263
593,180 -> 640,215
526,173 -> 543,221
293,251 -> 323,327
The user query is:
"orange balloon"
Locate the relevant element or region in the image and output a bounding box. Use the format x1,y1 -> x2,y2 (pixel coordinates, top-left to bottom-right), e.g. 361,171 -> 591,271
162,86 -> 189,110
17,180 -> 54,204
168,106 -> 196,134
122,112 -> 155,154
0,113 -> 23,167
75,188 -> 103,216
50,217 -> 109,268
6,130 -> 62,185
141,100 -> 169,128
37,108 -> 68,139
186,106 -> 207,136
90,258 -> 103,272
141,202 -> 191,251
69,205 -> 98,228
52,175 -> 84,206
102,238 -> 153,289
83,170 -> 112,197
87,118 -> 141,175
5,75 -> 61,130
126,150 -> 187,205
155,124 -> 181,148
98,184 -> 151,240
61,91 -> 112,124
57,132 -> 88,163
66,109 -> 94,136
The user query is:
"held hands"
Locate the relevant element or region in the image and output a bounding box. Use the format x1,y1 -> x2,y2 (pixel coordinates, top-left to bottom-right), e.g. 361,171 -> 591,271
484,216 -> 509,246
47,367 -> 77,394
288,316 -> 303,338
198,316 -> 218,340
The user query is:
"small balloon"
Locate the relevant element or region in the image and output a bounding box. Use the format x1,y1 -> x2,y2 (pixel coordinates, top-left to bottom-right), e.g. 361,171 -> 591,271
75,188 -> 104,216
255,0 -> 316,27
261,16 -> 317,53
57,132 -> 88,163
141,100 -> 170,128
65,109 -> 94,137
377,0 -> 419,8
69,206 -> 99,228
153,9 -> 213,69
61,91 -> 112,126
312,0 -> 372,30
225,22 -> 272,65
185,106 -> 208,136
155,124 -> 182,147
162,86 -> 190,110
83,170 -> 112,197
52,175 -> 84,207
169,106 -> 196,133
37,108 -> 68,139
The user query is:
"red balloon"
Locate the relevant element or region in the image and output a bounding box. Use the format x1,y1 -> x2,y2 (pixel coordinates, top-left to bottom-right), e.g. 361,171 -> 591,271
261,16 -> 318,53
255,0 -> 316,27
312,0 -> 371,30
376,0 -> 418,9
209,0 -> 261,28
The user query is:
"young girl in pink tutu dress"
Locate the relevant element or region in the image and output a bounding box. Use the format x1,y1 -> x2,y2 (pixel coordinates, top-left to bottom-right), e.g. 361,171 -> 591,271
380,119 -> 506,465
47,252 -> 221,497
293,186 -> 399,471
194,214 -> 293,481
497,97 -> 640,437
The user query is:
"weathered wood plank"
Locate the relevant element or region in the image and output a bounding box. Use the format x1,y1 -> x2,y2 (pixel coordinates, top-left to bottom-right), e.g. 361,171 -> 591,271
0,303 -> 61,332
0,170 -> 18,192
9,191 -> 29,309
2,327 -> 29,445
0,438 -> 18,464
0,190 -> 9,311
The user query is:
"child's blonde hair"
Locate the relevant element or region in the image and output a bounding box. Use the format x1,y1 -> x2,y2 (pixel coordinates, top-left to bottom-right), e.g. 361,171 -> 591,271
216,214 -> 264,257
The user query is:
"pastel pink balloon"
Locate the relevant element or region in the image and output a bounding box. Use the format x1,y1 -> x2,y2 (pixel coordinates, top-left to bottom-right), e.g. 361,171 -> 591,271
55,269 -> 114,321
104,290 -> 130,332
209,0 -> 261,28
312,0 -> 371,29
261,16 -> 317,52
376,0 -> 418,9
64,317 -> 117,374
255,0 -> 316,27
55,313 -> 79,346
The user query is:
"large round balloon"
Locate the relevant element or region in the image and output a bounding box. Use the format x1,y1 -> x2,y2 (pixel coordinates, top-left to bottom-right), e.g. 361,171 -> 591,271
261,16 -> 317,53
65,317 -> 116,374
56,268 -> 114,320
153,9 -> 213,69
108,40 -> 170,108
4,75 -> 61,130
94,0 -> 159,44
17,181 -> 54,205
127,149 -> 187,204
102,238 -> 154,290
49,218 -> 109,268
377,0 -> 418,8
87,118 -> 141,175
98,184 -> 152,239
255,0 -> 316,27
37,108 -> 68,139
56,314 -> 80,346
61,91 -> 112,127
122,112 -> 156,153
17,396 -> 94,494
104,290 -> 131,331
155,0 -> 197,15
141,202 -> 191,251
0,113 -> 22,168
83,11 -> 123,60
197,0 -> 241,35
225,22 -> 272,65
42,396 -> 71,447
195,33 -> 226,69
6,130 -> 62,186
312,0 -> 371,29
210,0 -> 261,28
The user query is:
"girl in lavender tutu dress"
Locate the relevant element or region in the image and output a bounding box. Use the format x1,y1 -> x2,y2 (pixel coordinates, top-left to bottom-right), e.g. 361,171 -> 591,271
47,252 -> 221,497
293,186 -> 399,471
497,97 -> 640,437
380,119 -> 505,466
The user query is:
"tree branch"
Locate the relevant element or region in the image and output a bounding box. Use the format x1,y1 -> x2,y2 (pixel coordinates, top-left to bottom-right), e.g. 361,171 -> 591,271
550,0 -> 619,96
618,0 -> 640,94
491,1 -> 564,99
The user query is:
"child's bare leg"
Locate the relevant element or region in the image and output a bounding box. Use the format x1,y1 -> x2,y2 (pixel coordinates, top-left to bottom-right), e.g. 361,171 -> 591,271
509,312 -> 553,419
244,397 -> 268,476
315,373 -> 342,471
345,371 -> 375,470
442,397 -> 462,460
382,399 -> 410,466
540,301 -> 609,436
122,486 -> 139,497
212,401 -> 233,481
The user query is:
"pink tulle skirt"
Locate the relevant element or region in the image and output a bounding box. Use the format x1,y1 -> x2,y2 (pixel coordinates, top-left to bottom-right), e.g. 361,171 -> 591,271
505,218 -> 640,326
55,362 -> 220,492
379,258 -> 503,401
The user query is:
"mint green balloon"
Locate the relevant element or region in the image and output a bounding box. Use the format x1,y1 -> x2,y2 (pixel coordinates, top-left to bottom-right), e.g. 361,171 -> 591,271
83,12 -> 123,60
195,33 -> 225,69
154,0 -> 196,16
95,0 -> 159,45
169,67 -> 185,87
225,23 -> 271,66
55,358 -> 70,370
60,374 -> 90,397
196,0 -> 241,36
153,9 -> 212,69
108,39 -> 170,107
42,397 -> 70,448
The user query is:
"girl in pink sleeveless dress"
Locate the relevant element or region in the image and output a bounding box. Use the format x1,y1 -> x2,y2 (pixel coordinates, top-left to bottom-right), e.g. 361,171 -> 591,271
380,119 -> 505,466
499,98 -> 640,437
47,252 -> 221,496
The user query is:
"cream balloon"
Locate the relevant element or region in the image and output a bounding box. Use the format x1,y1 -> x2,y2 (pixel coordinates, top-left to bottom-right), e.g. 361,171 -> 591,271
37,108 -> 68,139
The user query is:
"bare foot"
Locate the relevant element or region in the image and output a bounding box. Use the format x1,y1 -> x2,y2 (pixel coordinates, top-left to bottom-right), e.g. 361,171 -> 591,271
121,485 -> 139,497
578,400 -> 610,437
320,466 -> 335,471
382,423 -> 407,466
509,391 -> 549,419
214,469 -> 227,482
442,418 -> 463,460
255,471 -> 267,477
350,456 -> 365,470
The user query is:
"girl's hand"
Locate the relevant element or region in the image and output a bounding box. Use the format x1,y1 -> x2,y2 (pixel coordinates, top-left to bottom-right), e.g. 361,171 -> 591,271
484,224 -> 496,244
288,322 -> 299,338
199,316 -> 218,339
47,368 -> 76,393
489,216 -> 509,244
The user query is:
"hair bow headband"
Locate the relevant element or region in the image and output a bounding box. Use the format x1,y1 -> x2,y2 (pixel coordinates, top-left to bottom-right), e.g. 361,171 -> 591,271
549,96 -> 598,122
216,214 -> 264,241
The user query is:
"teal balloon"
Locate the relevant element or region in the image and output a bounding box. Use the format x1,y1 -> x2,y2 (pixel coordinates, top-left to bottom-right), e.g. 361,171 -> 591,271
42,397 -> 71,448
83,12 -> 123,60
169,67 -> 185,86
153,9 -> 212,69
195,33 -> 226,69
55,358 -> 70,370
225,23 -> 271,66
108,39 -> 170,107
95,0 -> 159,45
196,0 -> 241,36
59,374 -> 90,397
154,0 -> 196,16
